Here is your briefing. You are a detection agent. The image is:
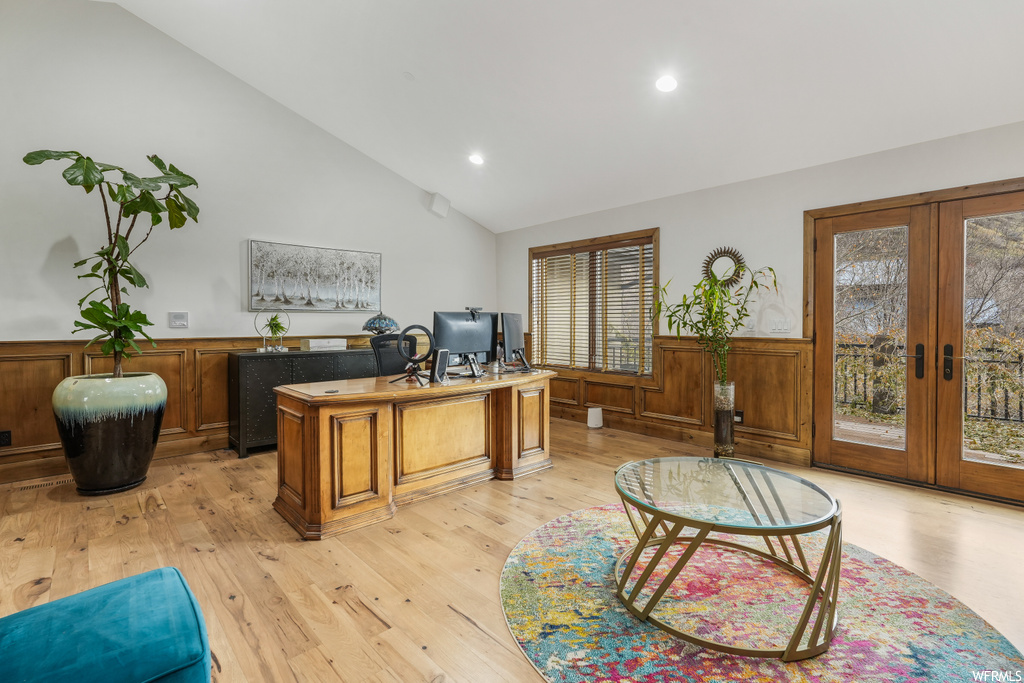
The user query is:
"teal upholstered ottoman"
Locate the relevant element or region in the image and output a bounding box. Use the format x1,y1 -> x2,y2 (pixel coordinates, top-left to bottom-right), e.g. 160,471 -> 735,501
0,567 -> 210,683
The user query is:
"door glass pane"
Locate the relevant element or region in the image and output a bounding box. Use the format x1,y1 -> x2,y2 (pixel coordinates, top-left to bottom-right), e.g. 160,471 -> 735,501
962,212 -> 1024,470
832,226 -> 908,449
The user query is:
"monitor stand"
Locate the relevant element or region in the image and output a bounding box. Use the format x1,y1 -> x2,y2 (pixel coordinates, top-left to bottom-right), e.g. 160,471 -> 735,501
446,354 -> 486,379
488,359 -> 527,374
486,341 -> 531,374
465,355 -> 484,378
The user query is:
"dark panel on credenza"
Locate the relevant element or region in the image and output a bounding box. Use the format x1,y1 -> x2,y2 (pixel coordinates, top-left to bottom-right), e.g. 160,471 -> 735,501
293,355 -> 336,384
243,356 -> 293,444
335,351 -> 377,380
228,349 -> 378,458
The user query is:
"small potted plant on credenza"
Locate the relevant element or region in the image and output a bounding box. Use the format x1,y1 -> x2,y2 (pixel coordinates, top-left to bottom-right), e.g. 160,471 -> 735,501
24,149 -> 200,495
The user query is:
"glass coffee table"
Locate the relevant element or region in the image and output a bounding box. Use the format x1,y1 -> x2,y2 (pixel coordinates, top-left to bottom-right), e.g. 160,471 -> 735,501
614,457 -> 842,661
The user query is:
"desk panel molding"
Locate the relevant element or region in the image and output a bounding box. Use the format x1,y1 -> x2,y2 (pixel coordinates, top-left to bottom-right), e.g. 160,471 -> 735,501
329,410 -> 382,507
394,392 -> 492,485
273,371 -> 555,539
510,382 -> 550,476
276,401 -> 307,511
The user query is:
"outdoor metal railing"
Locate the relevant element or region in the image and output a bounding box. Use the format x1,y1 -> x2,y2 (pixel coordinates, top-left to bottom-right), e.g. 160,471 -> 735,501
833,342 -> 905,414
833,342 -> 1024,423
962,350 -> 1024,422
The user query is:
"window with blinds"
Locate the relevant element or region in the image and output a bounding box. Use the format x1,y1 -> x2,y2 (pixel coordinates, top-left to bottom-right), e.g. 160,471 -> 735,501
529,229 -> 658,375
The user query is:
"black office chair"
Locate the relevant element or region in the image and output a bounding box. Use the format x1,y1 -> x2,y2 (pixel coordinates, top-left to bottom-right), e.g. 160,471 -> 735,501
370,334 -> 417,376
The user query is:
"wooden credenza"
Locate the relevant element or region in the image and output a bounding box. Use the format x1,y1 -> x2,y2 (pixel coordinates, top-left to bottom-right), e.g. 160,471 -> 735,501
228,349 -> 377,457
272,370 -> 555,539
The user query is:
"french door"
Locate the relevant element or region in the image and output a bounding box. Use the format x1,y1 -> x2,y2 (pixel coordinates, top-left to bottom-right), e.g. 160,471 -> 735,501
814,192 -> 1024,503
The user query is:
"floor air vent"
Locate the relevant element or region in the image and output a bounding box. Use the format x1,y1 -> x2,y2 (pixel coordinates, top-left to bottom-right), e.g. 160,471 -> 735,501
19,478 -> 74,491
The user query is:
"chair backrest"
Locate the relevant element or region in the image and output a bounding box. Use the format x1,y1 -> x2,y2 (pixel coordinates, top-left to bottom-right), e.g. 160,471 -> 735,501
370,334 -> 417,376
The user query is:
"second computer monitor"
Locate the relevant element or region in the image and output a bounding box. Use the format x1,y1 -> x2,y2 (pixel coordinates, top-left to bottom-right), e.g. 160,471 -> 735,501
500,312 -> 526,363
432,311 -> 498,364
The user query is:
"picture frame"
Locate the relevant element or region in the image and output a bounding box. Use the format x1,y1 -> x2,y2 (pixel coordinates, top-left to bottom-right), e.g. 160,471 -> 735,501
248,239 -> 381,312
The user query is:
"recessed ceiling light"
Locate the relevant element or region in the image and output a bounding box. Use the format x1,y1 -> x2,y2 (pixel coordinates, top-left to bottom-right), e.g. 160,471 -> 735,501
655,75 -> 678,92
468,154 -> 484,165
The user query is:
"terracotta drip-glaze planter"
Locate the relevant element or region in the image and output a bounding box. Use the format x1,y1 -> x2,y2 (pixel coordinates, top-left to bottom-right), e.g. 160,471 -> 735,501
52,372 -> 166,496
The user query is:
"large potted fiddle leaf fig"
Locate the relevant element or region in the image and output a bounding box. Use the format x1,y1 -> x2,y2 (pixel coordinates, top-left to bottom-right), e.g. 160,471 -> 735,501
24,150 -> 200,495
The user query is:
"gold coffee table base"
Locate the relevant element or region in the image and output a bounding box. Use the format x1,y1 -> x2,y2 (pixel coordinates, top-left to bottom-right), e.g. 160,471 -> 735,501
614,468 -> 843,662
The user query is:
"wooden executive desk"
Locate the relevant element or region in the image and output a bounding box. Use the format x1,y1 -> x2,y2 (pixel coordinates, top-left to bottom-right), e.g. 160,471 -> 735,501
272,369 -> 555,539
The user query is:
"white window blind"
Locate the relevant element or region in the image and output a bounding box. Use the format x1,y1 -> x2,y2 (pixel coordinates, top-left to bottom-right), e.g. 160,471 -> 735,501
530,231 -> 656,374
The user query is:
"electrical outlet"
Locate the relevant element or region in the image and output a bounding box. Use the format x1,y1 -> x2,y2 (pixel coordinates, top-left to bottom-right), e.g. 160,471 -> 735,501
0,430 -> 11,447
733,410 -> 744,424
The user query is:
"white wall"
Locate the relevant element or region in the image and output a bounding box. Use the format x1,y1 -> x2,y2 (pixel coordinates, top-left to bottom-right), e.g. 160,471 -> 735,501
0,0 -> 496,342
10,0 -> 1024,346
496,120 -> 1024,337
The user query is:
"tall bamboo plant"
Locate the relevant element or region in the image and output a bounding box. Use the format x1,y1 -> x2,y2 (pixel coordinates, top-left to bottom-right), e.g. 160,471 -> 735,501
24,150 -> 200,377
652,263 -> 776,385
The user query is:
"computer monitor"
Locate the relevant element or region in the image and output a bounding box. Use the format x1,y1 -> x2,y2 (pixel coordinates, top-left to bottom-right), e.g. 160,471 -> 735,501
432,311 -> 498,375
500,312 -> 530,370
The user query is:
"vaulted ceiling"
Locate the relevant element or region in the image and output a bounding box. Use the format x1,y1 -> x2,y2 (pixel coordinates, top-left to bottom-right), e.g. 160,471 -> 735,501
114,0 -> 1024,232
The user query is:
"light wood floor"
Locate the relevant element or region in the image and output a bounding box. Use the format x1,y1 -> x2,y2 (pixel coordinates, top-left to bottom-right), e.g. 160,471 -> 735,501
1,419 -> 1022,681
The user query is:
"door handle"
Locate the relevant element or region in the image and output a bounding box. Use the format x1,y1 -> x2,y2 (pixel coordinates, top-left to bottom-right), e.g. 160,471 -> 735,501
943,344 -> 954,381
891,344 -> 925,379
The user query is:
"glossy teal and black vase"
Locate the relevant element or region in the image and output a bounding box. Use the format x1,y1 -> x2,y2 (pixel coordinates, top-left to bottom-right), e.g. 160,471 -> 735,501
52,373 -> 167,496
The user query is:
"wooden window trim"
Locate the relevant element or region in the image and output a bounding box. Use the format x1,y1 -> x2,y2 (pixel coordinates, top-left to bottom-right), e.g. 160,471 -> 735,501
528,228 -> 659,260
529,228 -> 660,375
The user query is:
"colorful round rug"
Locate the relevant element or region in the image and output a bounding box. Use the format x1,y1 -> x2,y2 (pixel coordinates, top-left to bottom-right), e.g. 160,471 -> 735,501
500,504 -> 1023,682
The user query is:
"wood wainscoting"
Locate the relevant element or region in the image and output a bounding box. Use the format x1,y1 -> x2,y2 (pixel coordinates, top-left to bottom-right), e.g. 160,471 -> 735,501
0,335 -> 378,485
0,333 -> 811,484
544,335 -> 813,466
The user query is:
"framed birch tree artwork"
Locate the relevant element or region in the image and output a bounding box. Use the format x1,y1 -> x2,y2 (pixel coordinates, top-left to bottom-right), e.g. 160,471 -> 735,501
249,240 -> 382,312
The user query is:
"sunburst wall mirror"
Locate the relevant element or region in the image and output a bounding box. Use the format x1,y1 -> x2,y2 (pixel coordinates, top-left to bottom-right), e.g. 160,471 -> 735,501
702,247 -> 746,288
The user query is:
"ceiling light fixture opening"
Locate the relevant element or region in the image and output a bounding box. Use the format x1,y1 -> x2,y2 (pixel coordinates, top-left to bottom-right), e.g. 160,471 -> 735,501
655,75 -> 678,92
468,154 -> 484,165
